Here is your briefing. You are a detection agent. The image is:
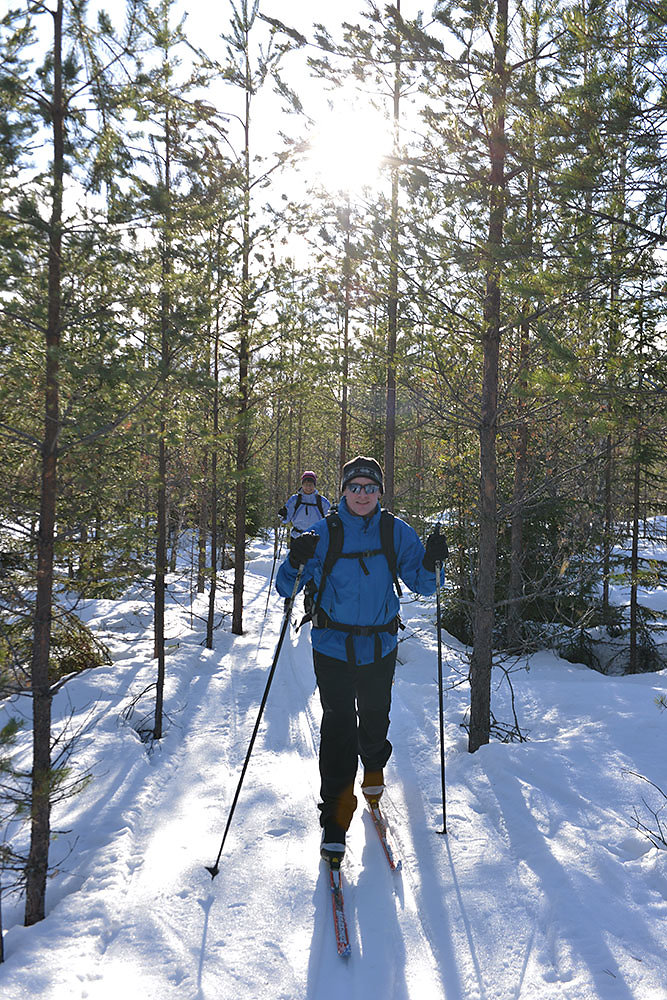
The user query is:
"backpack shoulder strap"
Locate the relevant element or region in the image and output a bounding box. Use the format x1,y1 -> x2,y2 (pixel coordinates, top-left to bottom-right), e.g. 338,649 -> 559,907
313,509 -> 342,615
293,493 -> 303,515
380,509 -> 402,598
323,510 -> 343,572
315,493 -> 324,518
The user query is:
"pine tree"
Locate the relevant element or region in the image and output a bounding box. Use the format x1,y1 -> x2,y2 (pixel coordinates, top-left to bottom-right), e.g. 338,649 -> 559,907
125,0 -> 230,733
213,0 -> 304,634
0,0 -> 142,925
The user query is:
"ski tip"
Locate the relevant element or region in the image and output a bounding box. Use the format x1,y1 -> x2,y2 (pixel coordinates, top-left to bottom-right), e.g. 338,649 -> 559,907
205,864 -> 220,879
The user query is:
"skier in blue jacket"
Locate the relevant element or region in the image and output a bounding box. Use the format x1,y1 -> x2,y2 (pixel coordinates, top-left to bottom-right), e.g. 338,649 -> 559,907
277,471 -> 331,538
276,455 -> 447,861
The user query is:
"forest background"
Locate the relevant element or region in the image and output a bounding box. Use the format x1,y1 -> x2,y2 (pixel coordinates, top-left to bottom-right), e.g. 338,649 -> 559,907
0,0 -> 666,928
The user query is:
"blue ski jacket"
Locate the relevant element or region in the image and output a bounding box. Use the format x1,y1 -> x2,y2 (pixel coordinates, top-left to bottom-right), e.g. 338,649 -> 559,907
276,497 -> 442,665
280,489 -> 331,536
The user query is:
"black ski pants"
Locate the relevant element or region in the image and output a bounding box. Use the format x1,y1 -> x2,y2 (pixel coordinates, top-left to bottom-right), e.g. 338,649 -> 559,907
313,645 -> 397,831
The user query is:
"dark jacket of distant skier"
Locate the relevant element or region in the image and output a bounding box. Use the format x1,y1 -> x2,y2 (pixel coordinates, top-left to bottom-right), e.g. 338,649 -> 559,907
276,495 -> 440,665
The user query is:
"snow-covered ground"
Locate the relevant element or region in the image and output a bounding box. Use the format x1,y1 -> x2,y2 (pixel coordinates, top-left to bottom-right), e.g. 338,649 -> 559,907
1,531 -> 666,999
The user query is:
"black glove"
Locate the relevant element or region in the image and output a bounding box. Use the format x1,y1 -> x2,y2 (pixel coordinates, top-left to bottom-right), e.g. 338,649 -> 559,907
277,505 -> 288,519
423,530 -> 448,572
289,531 -> 319,568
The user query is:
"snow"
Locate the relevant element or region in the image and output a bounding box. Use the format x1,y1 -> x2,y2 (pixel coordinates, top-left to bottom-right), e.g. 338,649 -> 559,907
1,535 -> 667,999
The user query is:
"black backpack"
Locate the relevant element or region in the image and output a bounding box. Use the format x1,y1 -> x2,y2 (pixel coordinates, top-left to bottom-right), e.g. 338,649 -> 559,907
312,507 -> 402,618
293,492 -> 325,519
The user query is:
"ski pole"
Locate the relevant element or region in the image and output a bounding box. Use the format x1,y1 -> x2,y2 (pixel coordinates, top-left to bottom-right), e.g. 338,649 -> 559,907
434,524 -> 447,835
264,524 -> 283,617
206,564 -> 303,879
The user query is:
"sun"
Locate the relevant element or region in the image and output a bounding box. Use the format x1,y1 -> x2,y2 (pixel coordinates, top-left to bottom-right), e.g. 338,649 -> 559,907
305,99 -> 392,196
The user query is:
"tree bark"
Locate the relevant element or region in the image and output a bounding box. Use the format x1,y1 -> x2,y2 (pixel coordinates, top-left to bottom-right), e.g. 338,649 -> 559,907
197,449 -> 208,594
383,1 -> 401,510
468,0 -> 507,754
25,0 -> 64,926
232,35 -> 252,636
628,421 -> 641,674
339,201 -> 352,471
153,105 -> 172,740
206,284 -> 221,650
506,17 -> 537,649
507,318 -> 529,648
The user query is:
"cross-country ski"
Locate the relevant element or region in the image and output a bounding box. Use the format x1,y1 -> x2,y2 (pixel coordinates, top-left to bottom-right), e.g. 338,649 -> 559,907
326,858 -> 351,958
366,795 -> 402,873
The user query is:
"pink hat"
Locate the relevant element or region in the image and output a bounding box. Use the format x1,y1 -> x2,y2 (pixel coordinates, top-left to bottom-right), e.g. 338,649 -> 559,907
301,470 -> 317,484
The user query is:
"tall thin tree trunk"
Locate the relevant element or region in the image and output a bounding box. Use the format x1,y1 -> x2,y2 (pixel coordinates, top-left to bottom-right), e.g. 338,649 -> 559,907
207,285 -> 221,650
507,319 -> 529,648
602,432 -> 613,616
384,1 -> 401,510
232,39 -> 252,636
199,251 -> 215,597
468,0 -> 507,754
629,285 -> 645,675
153,106 -> 172,739
629,421 -> 641,674
197,449 -> 208,594
602,231 -> 617,621
506,13 -> 537,649
25,0 -> 64,926
602,6 -> 632,620
340,200 -> 352,470
296,405 -> 303,475
287,380 -> 294,491
273,394 -> 282,522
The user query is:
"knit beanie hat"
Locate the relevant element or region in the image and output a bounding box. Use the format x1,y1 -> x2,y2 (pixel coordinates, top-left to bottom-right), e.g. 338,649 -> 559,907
301,470 -> 317,484
340,456 -> 384,493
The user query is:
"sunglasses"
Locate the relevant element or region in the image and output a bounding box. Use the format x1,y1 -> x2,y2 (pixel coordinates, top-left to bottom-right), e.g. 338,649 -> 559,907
346,482 -> 381,495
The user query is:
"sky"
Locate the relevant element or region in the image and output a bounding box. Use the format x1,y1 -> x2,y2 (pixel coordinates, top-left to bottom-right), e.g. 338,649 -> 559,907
18,0 -> 433,205
170,0 -> 432,197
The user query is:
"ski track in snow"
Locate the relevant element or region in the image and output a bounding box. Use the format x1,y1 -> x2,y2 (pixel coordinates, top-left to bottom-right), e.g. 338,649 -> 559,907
1,534 -> 667,999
